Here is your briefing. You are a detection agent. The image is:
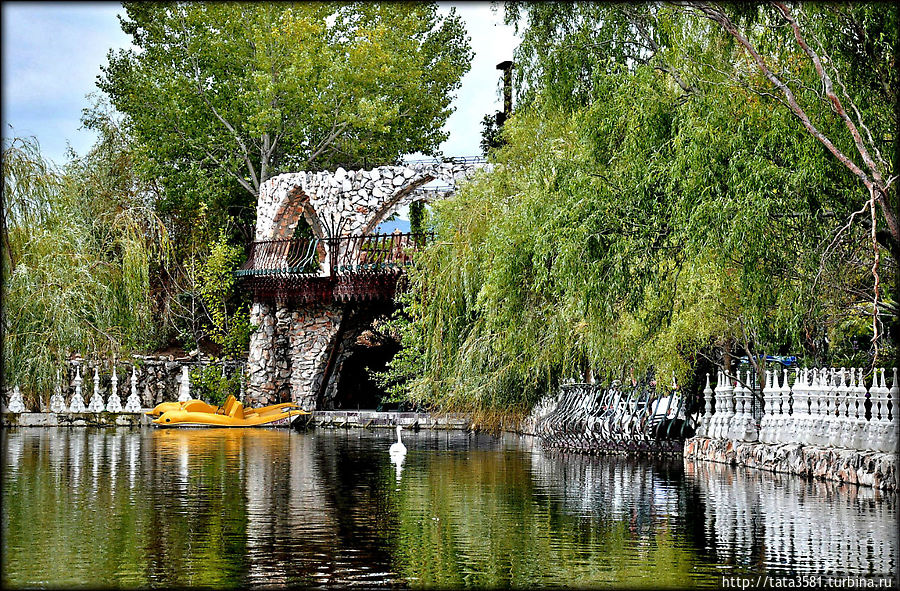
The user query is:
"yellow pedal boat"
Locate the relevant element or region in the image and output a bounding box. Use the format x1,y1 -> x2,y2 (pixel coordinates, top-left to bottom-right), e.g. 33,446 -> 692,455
146,396 -> 300,418
152,396 -> 309,428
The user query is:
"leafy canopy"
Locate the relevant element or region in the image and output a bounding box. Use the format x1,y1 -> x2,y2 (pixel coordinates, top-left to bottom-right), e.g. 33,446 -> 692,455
99,2 -> 472,209
379,2 -> 896,421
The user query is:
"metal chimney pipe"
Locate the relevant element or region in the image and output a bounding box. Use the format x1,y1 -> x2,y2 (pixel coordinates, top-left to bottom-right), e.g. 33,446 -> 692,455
495,60 -> 513,126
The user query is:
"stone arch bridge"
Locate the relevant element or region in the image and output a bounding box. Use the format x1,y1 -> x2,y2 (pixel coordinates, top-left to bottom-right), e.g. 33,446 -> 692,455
239,158 -> 490,409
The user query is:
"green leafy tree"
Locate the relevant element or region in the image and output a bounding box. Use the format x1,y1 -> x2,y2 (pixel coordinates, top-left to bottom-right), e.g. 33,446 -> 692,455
2,132 -> 170,408
98,2 -> 473,251
380,2 -> 896,422
197,233 -> 251,358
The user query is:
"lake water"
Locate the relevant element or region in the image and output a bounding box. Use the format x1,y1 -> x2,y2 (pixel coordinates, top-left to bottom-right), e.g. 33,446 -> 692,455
2,427 -> 897,588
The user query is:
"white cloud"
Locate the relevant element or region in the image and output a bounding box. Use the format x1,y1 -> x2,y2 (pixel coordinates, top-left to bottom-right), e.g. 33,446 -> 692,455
1,2 -> 132,164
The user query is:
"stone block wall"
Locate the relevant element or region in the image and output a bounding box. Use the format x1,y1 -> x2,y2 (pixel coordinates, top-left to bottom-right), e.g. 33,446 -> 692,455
247,301 -> 343,408
684,436 -> 896,491
255,162 -> 490,242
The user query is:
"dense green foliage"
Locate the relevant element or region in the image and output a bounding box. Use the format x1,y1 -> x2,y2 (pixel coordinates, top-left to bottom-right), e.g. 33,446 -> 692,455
99,2 -> 472,253
380,2 -> 897,420
3,2 -> 474,407
2,130 -> 169,407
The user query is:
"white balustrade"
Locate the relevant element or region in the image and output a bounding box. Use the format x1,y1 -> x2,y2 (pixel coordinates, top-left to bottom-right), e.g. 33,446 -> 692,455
775,368 -> 791,445
177,366 -> 191,402
67,367 -> 86,412
701,364 -> 894,454
759,370 -> 773,443
106,364 -> 123,412
124,367 -> 142,413
850,368 -> 868,451
833,368 -> 852,449
697,373 -> 712,438
887,368 -> 898,453
7,385 -> 26,413
87,367 -> 105,413
49,369 -> 67,413
718,372 -> 735,440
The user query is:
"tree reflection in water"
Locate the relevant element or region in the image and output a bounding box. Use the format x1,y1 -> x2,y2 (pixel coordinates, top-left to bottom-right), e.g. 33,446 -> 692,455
2,428 -> 896,588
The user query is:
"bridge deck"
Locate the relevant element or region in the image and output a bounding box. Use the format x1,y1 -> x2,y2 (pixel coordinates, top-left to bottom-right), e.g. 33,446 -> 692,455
238,232 -> 430,303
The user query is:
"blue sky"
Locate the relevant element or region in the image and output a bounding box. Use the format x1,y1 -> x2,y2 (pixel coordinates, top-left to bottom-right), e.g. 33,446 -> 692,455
1,2 -> 520,167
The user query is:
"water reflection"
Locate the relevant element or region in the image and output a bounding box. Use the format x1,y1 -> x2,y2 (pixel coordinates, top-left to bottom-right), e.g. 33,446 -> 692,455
2,428 -> 897,589
684,459 -> 898,577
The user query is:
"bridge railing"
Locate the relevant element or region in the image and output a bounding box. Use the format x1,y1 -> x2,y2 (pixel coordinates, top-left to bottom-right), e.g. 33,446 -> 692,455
236,238 -> 323,278
237,232 -> 433,278
333,232 -> 433,274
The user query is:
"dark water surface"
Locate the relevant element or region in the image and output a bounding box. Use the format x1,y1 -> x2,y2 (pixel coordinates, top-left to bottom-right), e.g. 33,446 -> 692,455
2,427 -> 897,588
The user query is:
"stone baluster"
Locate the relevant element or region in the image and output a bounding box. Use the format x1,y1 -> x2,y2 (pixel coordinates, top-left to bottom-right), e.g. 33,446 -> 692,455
87,366 -> 105,413
7,385 -> 26,413
717,371 -> 735,440
707,371 -> 721,439
887,368 -> 898,453
718,370 -> 730,439
775,368 -> 791,445
866,369 -> 888,453
833,368 -> 852,448
793,368 -> 810,446
106,364 -> 123,412
809,369 -> 826,446
177,366 -> 191,402
698,373 -> 712,438
759,370 -> 773,443
124,367 -> 142,413
239,364 -> 246,402
49,369 -> 67,413
729,373 -> 745,440
850,368 -> 868,451
67,366 -> 86,413
824,368 -> 841,447
736,370 -> 758,442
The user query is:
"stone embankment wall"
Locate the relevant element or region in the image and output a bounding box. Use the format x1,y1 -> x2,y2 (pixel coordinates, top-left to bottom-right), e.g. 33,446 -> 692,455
685,437 -> 896,491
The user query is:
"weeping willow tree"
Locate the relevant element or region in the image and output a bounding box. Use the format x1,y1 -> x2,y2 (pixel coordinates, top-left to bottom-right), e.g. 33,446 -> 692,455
2,127 -> 170,409
379,2 -> 897,425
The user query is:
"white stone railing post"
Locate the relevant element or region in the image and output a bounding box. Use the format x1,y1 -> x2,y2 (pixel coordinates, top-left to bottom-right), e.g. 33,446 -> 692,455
49,369 -> 67,413
7,385 -> 26,413
87,366 -> 105,413
809,369 -> 825,446
177,366 -> 191,402
866,369 -> 887,453
124,367 -> 142,413
887,368 -> 898,453
794,368 -> 810,446
759,370 -> 774,444
67,366 -> 86,413
718,372 -> 734,440
833,368 -> 852,448
106,364 -> 122,412
850,368 -> 868,451
775,368 -> 791,444
697,373 -> 712,438
708,371 -> 721,438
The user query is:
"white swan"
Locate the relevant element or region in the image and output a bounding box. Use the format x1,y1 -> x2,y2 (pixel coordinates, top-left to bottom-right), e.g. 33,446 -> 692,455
389,425 -> 407,455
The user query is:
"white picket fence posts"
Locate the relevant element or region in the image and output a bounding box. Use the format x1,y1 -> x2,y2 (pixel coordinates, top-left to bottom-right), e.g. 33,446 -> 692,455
698,367 -> 898,453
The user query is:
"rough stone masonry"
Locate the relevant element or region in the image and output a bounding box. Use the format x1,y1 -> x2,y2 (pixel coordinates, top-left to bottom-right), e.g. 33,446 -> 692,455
246,161 -> 490,409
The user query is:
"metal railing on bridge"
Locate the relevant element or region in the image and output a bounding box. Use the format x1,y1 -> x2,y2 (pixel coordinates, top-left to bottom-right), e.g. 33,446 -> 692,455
237,232 -> 433,279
